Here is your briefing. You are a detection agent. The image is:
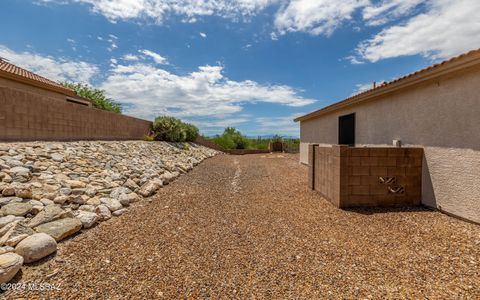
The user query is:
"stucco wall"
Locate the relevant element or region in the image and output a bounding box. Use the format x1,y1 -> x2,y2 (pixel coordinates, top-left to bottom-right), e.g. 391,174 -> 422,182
0,86 -> 152,141
299,65 -> 480,223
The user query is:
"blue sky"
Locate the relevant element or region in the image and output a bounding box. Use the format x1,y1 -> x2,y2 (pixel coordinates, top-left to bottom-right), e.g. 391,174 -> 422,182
1,0 -> 479,136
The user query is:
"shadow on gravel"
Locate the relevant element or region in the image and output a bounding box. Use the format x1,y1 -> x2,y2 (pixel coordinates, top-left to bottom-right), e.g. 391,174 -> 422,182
345,205 -> 434,215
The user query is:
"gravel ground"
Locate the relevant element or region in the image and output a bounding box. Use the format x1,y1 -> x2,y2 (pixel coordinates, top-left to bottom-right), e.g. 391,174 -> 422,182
4,154 -> 480,299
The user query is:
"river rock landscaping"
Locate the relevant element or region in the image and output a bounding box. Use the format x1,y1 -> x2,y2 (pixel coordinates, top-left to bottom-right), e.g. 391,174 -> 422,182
0,141 -> 218,282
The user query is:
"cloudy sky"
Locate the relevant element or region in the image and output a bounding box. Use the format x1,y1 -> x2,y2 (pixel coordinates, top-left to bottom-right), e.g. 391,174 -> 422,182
1,0 -> 479,136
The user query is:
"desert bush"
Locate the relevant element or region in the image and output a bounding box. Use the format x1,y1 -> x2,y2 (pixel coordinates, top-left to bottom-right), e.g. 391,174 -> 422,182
152,116 -> 199,142
183,123 -> 200,142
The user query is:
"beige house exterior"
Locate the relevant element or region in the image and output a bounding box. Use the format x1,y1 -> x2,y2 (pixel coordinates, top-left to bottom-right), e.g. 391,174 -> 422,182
295,49 -> 480,224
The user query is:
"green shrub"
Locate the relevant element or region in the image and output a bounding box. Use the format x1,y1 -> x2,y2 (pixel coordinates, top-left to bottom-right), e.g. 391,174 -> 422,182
213,134 -> 236,150
183,123 -> 199,142
212,127 -> 250,150
152,116 -> 199,142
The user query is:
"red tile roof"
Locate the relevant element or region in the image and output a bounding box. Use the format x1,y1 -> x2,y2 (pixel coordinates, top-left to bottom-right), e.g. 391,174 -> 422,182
295,48 -> 480,122
0,58 -> 76,96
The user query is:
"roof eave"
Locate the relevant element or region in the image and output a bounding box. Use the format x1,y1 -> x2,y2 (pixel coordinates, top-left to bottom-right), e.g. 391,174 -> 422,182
294,50 -> 480,123
0,70 -> 77,97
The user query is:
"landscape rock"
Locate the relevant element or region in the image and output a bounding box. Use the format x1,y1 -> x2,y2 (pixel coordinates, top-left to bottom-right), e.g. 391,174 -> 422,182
123,179 -> 139,191
28,205 -> 68,228
40,198 -> 54,206
53,196 -> 69,205
0,197 -> 22,206
0,203 -> 32,217
15,233 -> 57,263
75,211 -> 98,228
0,253 -> 23,283
100,198 -> 123,212
2,187 -> 15,197
0,221 -> 35,246
64,180 -> 86,189
112,208 -> 128,217
110,187 -> 131,199
95,205 -> 111,221
78,205 -> 95,212
0,215 -> 16,229
34,218 -> 83,242
138,180 -> 162,197
50,153 -> 64,162
14,187 -> 32,199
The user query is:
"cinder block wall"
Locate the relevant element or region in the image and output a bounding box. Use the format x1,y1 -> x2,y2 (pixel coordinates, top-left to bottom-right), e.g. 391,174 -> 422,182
309,145 -> 423,208
0,87 -> 152,141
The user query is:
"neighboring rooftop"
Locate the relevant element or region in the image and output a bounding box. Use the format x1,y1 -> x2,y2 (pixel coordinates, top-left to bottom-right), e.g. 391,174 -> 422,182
295,48 -> 480,122
0,58 -> 76,97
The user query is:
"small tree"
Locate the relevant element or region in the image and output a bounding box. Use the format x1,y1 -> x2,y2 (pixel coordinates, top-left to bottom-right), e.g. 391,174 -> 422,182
62,82 -> 122,113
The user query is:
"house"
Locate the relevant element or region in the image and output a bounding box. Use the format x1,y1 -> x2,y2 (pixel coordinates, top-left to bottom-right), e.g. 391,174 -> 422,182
0,58 -> 91,107
0,59 -> 151,141
294,48 -> 480,224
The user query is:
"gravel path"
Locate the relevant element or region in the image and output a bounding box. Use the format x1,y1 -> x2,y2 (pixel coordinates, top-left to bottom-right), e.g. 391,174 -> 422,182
5,154 -> 480,299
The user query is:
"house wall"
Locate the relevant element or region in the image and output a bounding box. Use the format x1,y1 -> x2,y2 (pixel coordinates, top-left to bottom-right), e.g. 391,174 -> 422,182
299,65 -> 480,223
0,86 -> 152,141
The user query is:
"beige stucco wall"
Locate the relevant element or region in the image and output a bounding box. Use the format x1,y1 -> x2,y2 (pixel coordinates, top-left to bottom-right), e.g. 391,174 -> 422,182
299,65 -> 480,223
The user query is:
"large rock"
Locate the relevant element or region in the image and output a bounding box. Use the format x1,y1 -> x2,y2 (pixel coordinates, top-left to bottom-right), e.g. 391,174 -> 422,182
2,187 -> 15,197
0,253 -> 23,283
95,205 -> 111,221
123,179 -> 139,191
50,153 -> 64,162
112,208 -> 128,217
64,180 -> 86,189
0,215 -> 16,229
15,187 -> 32,199
138,180 -> 162,197
0,221 -> 35,246
15,233 -> 57,263
28,205 -> 68,228
75,211 -> 98,228
34,218 -> 82,242
100,198 -> 123,212
0,203 -> 32,217
0,197 -> 22,206
8,166 -> 30,177
110,187 -> 131,200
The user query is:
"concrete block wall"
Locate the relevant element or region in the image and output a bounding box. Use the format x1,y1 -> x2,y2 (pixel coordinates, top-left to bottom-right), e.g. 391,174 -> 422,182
309,145 -> 423,208
0,86 -> 152,141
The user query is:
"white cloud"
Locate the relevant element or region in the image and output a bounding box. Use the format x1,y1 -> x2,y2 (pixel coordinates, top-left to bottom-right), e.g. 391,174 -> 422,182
362,0 -> 424,26
45,0 -> 276,23
274,0 -> 368,36
355,0 -> 480,62
254,113 -> 304,136
199,32 -> 207,38
0,45 -> 98,84
123,54 -> 140,61
139,49 -> 168,64
100,63 -> 315,120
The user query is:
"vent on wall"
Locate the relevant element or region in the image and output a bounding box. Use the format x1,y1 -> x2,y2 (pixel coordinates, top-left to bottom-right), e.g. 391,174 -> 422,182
66,98 -> 90,106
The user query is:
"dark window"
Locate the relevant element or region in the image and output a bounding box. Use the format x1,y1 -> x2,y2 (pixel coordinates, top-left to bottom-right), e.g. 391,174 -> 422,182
338,113 -> 355,146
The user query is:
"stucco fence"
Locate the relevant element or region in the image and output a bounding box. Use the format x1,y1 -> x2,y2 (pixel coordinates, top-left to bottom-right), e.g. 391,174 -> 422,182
0,87 -> 152,141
